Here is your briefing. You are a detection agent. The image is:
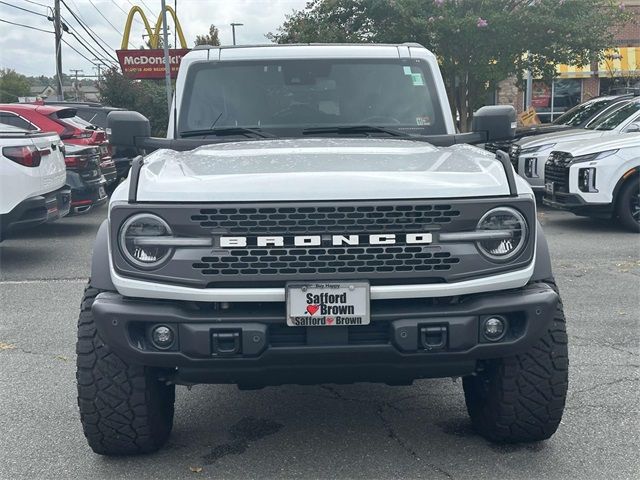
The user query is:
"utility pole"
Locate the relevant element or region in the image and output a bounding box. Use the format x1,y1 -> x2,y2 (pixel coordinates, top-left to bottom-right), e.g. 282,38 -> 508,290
92,62 -> 102,82
231,23 -> 243,46
54,0 -> 64,100
160,0 -> 172,114
70,69 -> 83,100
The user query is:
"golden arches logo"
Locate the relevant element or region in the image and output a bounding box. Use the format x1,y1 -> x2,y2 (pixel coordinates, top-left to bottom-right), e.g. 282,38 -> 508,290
121,5 -> 187,50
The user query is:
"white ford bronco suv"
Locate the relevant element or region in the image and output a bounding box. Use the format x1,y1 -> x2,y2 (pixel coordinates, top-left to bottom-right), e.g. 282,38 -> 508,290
77,44 -> 568,455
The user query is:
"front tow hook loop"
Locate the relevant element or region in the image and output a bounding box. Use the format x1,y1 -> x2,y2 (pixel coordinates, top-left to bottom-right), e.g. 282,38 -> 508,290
420,325 -> 448,352
212,330 -> 242,356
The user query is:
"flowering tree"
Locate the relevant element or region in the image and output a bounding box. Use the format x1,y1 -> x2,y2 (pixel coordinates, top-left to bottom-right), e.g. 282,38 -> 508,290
269,0 -> 630,130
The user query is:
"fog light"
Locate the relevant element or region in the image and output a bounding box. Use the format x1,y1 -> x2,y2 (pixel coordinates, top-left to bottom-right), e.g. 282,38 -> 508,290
151,325 -> 174,349
483,317 -> 506,341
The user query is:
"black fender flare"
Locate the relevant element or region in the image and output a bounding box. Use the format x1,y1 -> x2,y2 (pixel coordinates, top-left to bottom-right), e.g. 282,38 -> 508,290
531,220 -> 553,282
612,167 -> 639,208
90,219 -> 116,291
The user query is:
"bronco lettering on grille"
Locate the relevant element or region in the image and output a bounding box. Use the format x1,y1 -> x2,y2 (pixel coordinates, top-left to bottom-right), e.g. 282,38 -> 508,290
219,233 -> 433,248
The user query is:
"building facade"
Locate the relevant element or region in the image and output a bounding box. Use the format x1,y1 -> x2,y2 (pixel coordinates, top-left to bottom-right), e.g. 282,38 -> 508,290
498,0 -> 640,124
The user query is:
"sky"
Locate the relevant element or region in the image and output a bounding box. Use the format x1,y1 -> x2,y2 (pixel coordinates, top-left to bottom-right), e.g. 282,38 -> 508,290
0,0 -> 308,77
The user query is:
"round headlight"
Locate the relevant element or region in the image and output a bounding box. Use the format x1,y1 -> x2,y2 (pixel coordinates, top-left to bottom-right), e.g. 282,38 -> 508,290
119,213 -> 173,268
476,207 -> 527,261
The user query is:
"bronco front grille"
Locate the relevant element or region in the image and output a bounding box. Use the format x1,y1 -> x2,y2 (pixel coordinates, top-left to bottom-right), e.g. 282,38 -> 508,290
193,246 -> 460,277
190,204 -> 461,235
110,198 -> 537,288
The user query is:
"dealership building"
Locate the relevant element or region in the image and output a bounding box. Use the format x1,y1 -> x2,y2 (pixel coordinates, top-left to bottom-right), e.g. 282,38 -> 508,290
498,0 -> 640,123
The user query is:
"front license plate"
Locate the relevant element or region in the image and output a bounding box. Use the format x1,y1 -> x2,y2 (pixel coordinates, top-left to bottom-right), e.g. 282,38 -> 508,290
545,182 -> 554,195
98,186 -> 106,199
286,282 -> 370,327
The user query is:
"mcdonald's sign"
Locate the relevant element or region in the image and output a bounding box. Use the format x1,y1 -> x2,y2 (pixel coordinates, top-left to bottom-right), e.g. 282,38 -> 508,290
116,5 -> 190,80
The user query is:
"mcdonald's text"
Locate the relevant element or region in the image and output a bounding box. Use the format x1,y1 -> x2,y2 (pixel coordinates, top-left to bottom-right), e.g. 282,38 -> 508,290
116,49 -> 190,79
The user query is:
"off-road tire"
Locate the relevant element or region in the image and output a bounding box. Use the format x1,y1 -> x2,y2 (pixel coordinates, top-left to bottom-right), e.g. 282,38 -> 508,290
76,283 -> 175,455
616,179 -> 640,233
462,279 -> 569,443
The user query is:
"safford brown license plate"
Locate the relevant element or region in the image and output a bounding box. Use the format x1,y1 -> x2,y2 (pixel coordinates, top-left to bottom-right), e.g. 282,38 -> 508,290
286,282 -> 370,327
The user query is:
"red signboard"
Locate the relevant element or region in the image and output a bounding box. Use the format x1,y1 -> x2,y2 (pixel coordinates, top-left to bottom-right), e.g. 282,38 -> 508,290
116,49 -> 190,79
531,81 -> 552,109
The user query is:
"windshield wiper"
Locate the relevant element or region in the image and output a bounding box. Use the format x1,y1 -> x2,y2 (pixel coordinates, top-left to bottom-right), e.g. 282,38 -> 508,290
302,125 -> 417,138
181,127 -> 275,139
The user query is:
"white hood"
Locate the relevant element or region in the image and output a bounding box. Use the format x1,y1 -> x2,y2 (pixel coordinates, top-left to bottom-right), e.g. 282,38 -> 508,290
552,133 -> 640,157
517,128 -> 607,148
134,138 -> 511,202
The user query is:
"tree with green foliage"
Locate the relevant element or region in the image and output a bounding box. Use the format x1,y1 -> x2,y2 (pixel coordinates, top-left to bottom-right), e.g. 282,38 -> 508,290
269,0 -> 631,130
195,24 -> 221,46
0,69 -> 31,102
97,68 -> 168,136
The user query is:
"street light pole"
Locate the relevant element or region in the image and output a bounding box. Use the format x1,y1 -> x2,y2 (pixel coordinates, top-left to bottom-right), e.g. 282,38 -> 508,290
230,23 -> 243,45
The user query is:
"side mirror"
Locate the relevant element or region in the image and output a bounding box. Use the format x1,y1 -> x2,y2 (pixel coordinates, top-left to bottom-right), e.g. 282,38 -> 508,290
624,122 -> 640,133
472,105 -> 517,142
107,111 -> 150,149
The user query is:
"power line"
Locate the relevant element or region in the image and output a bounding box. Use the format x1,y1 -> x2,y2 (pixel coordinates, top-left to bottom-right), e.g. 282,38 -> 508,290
86,0 -> 121,35
62,39 -> 96,65
60,16 -> 117,65
61,12 -> 116,56
59,0 -> 119,61
137,0 -> 158,18
0,0 -> 48,17
16,0 -> 48,8
64,0 -> 120,53
66,30 -> 116,68
0,17 -> 53,33
110,0 -> 145,27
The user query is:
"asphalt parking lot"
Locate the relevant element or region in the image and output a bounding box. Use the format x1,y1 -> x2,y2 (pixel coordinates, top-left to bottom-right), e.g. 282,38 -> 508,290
0,205 -> 638,480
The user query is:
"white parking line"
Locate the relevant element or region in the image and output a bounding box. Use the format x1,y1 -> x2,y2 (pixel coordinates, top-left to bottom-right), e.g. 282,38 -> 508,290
0,278 -> 87,285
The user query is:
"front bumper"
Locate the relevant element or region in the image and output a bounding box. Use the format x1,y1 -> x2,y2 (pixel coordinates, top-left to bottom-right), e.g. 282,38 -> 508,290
92,282 -> 558,387
543,191 -> 613,217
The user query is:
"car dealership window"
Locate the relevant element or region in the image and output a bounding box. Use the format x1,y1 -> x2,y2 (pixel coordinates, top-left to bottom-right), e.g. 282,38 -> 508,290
525,79 -> 583,124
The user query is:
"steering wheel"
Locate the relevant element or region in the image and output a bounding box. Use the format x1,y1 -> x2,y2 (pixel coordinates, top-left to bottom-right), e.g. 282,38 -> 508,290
358,115 -> 401,124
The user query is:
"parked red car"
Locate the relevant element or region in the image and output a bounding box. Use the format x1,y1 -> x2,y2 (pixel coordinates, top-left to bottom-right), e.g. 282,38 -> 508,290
0,104 -> 116,189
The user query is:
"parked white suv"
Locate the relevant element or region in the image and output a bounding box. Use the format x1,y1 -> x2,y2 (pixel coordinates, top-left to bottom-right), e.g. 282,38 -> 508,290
78,44 -> 569,455
0,124 -> 70,240
511,99 -> 640,195
543,134 -> 640,232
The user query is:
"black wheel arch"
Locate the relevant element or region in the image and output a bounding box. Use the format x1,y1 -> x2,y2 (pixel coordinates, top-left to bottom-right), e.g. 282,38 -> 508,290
90,219 -> 116,291
612,166 -> 640,206
530,220 -> 553,282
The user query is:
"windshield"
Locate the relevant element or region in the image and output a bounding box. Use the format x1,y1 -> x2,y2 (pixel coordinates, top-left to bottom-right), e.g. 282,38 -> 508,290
553,98 -> 613,127
179,59 -> 445,136
585,101 -> 640,131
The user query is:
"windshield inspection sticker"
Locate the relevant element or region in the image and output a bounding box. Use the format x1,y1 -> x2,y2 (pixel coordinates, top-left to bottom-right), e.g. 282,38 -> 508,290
416,116 -> 432,126
403,66 -> 413,75
411,73 -> 425,86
